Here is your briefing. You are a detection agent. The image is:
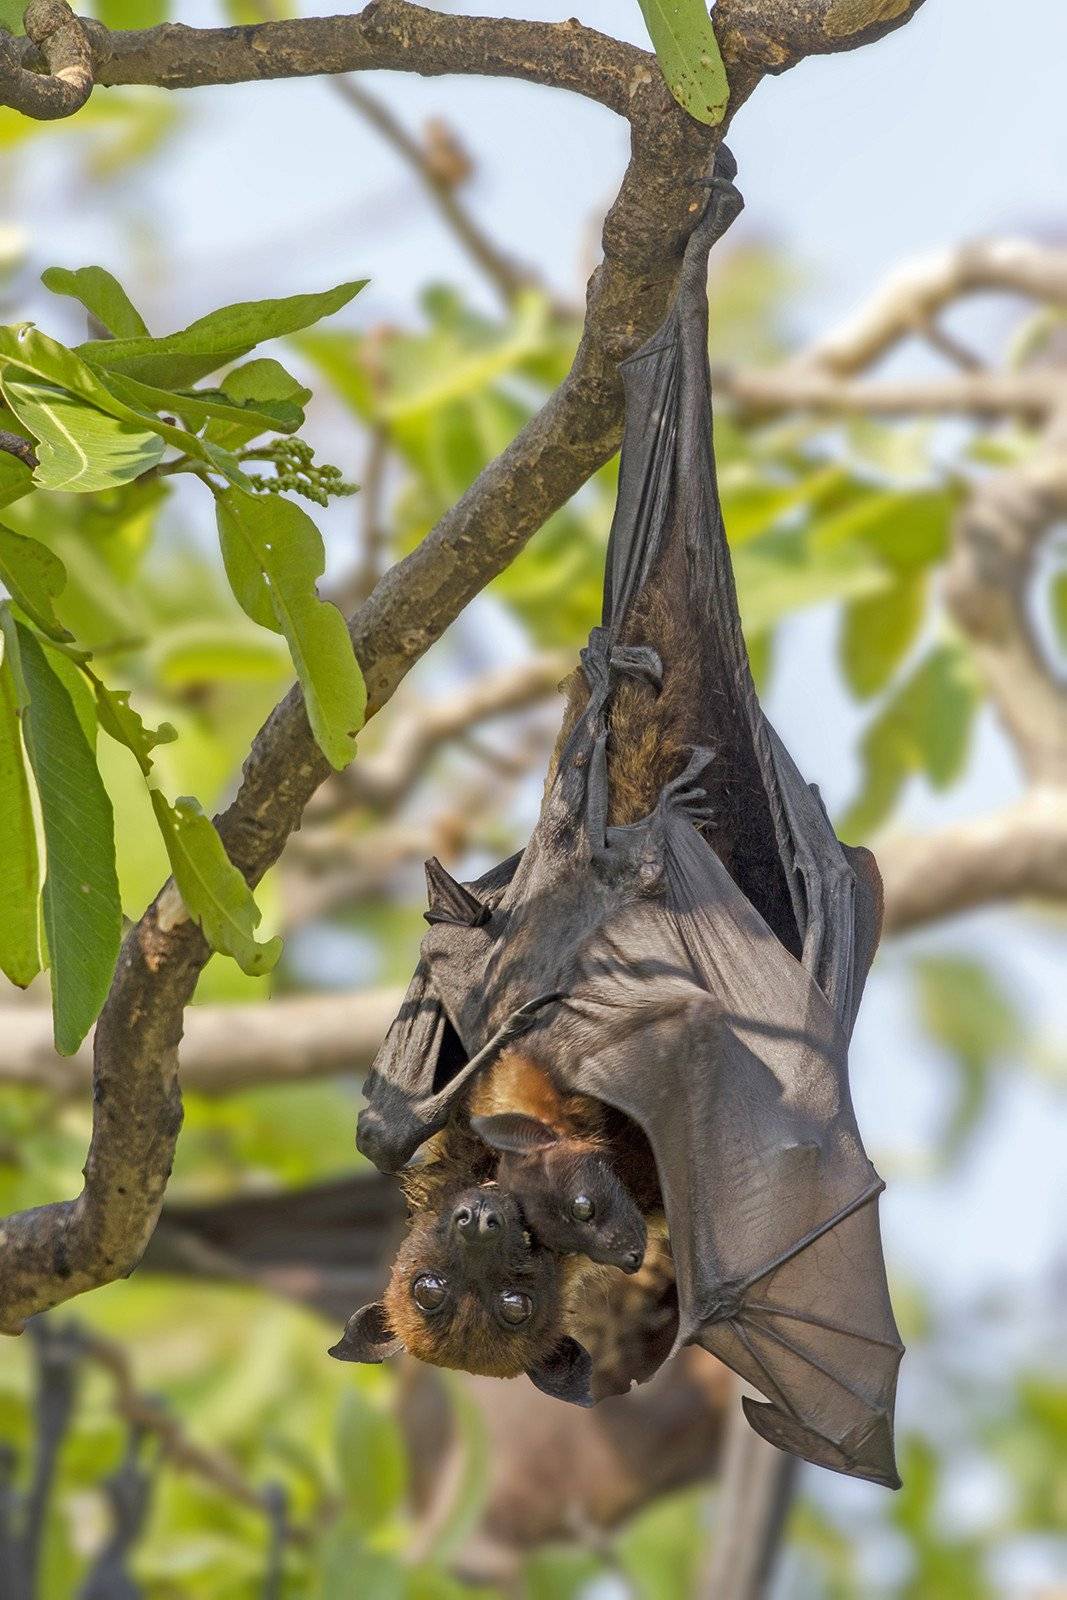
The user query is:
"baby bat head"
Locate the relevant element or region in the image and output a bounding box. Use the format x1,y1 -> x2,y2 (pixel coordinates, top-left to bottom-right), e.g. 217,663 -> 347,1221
329,1183 -> 593,1405
472,1113 -> 647,1273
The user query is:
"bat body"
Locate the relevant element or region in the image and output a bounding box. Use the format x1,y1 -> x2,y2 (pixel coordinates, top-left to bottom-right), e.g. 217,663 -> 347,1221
347,149 -> 903,1488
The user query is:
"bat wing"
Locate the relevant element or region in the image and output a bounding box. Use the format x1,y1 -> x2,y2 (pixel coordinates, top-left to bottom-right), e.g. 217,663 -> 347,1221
548,810 -> 901,1487
357,850 -> 523,1172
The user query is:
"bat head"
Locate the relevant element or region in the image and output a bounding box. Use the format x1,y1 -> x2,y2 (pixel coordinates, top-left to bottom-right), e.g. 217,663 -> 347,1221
472,1113 -> 647,1273
329,1183 -> 593,1405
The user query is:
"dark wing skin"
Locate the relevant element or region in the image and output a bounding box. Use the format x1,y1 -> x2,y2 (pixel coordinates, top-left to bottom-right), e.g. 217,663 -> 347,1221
356,148 -> 902,1484
543,807 -> 902,1488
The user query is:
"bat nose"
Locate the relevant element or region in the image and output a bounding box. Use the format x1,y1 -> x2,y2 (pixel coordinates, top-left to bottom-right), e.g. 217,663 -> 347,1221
451,1195 -> 505,1244
622,1248 -> 642,1273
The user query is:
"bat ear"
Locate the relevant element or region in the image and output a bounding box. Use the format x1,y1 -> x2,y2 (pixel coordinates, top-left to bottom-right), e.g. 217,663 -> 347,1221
423,857 -> 490,928
472,1112 -> 559,1155
328,1303 -> 404,1364
526,1336 -> 594,1407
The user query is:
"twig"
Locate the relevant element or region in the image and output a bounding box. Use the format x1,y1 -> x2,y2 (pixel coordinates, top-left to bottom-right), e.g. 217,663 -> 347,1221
333,78 -> 538,308
0,430 -> 37,469
322,651 -> 569,814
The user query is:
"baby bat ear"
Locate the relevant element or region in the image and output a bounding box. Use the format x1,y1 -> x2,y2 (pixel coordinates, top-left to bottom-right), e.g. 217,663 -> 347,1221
526,1336 -> 594,1407
471,1112 -> 560,1155
423,857 -> 491,928
328,1303 -> 404,1364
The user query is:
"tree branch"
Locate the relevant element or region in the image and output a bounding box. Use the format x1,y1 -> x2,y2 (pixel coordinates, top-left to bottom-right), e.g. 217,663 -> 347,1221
332,77 -> 540,307
802,238 -> 1067,377
722,365 -> 1067,421
0,988 -> 405,1100
944,415 -> 1067,787
878,789 -> 1067,933
0,0 -> 99,120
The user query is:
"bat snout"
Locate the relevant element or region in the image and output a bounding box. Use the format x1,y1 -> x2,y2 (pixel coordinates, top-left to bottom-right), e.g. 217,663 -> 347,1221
451,1192 -> 510,1247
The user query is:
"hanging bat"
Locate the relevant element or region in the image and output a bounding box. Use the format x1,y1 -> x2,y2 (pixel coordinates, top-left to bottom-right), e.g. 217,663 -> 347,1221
337,144 -> 903,1488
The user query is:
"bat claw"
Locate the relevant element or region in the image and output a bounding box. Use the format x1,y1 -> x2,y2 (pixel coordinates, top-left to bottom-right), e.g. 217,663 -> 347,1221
609,644 -> 663,691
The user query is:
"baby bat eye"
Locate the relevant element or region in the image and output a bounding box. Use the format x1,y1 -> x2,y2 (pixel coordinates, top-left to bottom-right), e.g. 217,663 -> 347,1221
571,1194 -> 595,1222
412,1273 -> 448,1313
499,1290 -> 533,1326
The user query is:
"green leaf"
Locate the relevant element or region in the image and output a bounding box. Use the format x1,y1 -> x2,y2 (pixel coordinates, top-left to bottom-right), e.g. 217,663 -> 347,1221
637,0 -> 730,125
148,621 -> 290,688
0,369 -> 165,492
734,531 -> 889,634
812,486 -> 955,573
41,265 -> 149,339
78,278 -> 368,388
100,370 -> 303,440
206,357 -> 311,449
0,522 -> 72,640
215,489 -> 366,770
0,325 -> 244,487
149,790 -> 282,975
0,647 -> 41,987
841,642 -> 980,838
91,676 -> 177,776
94,0 -> 169,27
0,448 -> 34,509
913,955 -> 1023,1158
840,571 -> 927,699
16,624 -> 121,1055
334,1387 -> 407,1532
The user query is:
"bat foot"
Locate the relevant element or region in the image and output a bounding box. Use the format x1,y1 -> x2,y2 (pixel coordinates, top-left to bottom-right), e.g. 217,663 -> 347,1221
609,643 -> 663,692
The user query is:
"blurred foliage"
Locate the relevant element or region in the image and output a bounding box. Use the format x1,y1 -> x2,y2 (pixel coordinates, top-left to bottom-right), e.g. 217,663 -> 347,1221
0,30 -> 1063,1600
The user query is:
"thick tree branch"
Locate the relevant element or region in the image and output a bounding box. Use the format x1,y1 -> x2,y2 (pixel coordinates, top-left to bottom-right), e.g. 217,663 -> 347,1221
944,416 -> 1067,787
0,0 -> 100,119
722,365 -> 1067,421
878,789 -> 1067,933
802,238 -> 1067,377
0,989 -> 405,1100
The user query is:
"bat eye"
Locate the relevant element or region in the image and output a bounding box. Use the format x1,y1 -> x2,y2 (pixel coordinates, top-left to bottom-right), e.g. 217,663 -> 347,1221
500,1290 -> 533,1326
412,1273 -> 448,1313
571,1194 -> 595,1222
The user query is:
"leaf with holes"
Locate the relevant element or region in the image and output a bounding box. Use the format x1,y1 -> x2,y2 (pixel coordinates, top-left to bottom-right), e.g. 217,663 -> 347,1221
0,325 -> 247,487
216,489 -> 366,770
91,677 -> 177,776
637,0 -> 729,125
17,624 -> 121,1054
149,790 -> 282,976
